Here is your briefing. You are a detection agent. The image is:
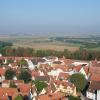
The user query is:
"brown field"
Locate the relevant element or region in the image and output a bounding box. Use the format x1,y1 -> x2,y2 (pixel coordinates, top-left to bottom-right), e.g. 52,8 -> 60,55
13,43 -> 79,51
0,34 -> 79,52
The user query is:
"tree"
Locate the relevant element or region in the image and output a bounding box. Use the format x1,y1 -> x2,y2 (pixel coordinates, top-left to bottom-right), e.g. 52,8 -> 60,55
63,49 -> 70,58
18,70 -> 31,83
0,59 -> 4,66
14,95 -> 23,100
18,58 -> 28,68
32,80 -> 47,94
16,47 -> 24,56
70,73 -> 87,92
7,58 -> 14,65
5,69 -> 16,80
69,96 -> 81,100
9,81 -> 17,88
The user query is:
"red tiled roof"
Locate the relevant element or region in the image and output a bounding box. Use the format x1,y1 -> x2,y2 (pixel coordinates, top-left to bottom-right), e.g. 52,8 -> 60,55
39,95 -> 51,100
90,73 -> 100,82
89,67 -> 100,74
39,92 -> 64,100
31,70 -> 40,77
89,81 -> 100,91
0,68 -> 6,76
0,87 -> 18,99
18,84 -> 31,95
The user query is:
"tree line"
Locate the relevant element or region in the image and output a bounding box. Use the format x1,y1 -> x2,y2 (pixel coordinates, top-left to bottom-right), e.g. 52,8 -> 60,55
0,46 -> 100,60
0,41 -> 12,48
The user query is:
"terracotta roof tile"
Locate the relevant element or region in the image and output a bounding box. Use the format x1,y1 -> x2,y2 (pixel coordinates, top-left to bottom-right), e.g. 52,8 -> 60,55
88,81 -> 100,92
90,73 -> 100,82
89,67 -> 100,74
0,87 -> 18,99
0,68 -> 6,76
39,92 -> 64,100
18,84 -> 31,95
31,70 -> 40,77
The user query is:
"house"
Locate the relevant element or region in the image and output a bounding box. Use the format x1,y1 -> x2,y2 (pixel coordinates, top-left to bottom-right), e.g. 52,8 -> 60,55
26,59 -> 36,70
48,68 -> 63,78
0,68 -> 6,83
57,82 -> 77,97
2,80 -> 10,87
86,81 -> 100,100
53,80 -> 77,97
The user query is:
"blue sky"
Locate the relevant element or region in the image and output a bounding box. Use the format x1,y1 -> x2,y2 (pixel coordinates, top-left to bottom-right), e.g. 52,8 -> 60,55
0,0 -> 100,34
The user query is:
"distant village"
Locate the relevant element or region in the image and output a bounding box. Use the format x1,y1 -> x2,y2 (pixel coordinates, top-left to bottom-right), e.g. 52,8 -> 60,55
0,54 -> 100,100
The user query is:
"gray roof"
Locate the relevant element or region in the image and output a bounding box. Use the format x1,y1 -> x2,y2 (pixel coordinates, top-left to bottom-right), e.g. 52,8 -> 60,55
35,76 -> 50,83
